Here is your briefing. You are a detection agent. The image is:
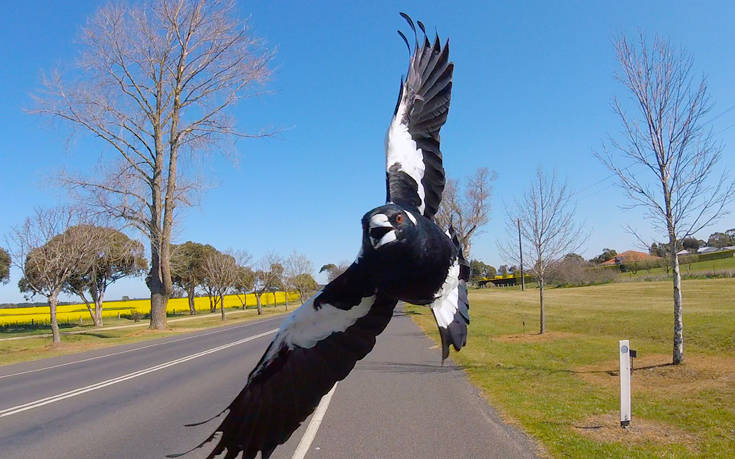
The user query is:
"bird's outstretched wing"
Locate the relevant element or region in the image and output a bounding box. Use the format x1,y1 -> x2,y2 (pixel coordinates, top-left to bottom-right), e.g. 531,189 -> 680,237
193,262 -> 398,459
430,227 -> 470,362
386,14 -> 454,220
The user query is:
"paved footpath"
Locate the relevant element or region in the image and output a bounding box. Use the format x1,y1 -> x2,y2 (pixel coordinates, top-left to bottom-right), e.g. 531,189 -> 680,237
0,308 -> 538,458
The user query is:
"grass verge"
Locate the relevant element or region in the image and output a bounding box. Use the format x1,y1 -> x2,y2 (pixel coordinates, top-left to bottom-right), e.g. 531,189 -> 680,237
0,306 -> 290,367
620,255 -> 735,280
407,278 -> 735,458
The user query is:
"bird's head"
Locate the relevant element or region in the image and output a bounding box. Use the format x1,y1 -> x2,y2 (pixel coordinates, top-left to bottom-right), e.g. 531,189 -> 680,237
361,204 -> 418,251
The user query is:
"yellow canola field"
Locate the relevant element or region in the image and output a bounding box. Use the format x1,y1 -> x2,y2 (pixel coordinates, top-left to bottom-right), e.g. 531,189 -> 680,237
0,291 -> 300,326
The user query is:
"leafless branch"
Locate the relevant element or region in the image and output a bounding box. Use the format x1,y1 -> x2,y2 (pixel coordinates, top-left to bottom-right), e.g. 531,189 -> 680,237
435,167 -> 496,257
597,34 -> 735,364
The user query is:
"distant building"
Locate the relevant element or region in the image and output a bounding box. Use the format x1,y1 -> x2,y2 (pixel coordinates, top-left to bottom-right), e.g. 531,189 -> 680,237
697,246 -> 719,254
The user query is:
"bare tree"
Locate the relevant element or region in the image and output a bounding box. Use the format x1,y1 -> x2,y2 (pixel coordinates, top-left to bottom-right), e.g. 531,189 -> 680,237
199,245 -> 225,313
202,251 -> 237,320
253,254 -> 283,315
233,265 -> 255,309
435,167 -> 495,257
285,251 -> 317,305
64,225 -> 147,326
268,263 -> 285,310
599,35 -> 735,364
8,208 -> 101,344
32,0 -> 273,330
501,169 -> 585,334
227,249 -> 253,309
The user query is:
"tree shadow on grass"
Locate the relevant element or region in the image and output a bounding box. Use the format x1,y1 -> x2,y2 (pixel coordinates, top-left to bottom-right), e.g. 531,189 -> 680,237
472,361 -> 676,377
606,362 -> 676,376
75,332 -> 115,339
356,361 -> 462,375
0,322 -> 84,334
464,362 -> 618,376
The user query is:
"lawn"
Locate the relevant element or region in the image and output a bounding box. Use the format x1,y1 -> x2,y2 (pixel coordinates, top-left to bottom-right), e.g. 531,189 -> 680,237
0,305 -> 290,367
619,255 -> 735,281
407,279 -> 735,458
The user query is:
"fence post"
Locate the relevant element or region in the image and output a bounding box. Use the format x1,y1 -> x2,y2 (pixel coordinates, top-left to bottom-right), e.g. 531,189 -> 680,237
619,340 -> 631,428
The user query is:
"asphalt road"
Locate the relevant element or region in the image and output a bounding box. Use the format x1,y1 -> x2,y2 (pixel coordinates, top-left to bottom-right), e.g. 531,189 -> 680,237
0,309 -> 537,458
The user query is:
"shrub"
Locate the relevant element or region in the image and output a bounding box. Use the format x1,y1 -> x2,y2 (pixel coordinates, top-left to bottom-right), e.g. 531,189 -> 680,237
548,258 -> 620,287
697,249 -> 735,262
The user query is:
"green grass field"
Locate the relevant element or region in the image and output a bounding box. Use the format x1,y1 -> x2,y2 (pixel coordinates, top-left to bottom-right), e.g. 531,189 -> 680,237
619,255 -> 735,280
408,279 -> 735,458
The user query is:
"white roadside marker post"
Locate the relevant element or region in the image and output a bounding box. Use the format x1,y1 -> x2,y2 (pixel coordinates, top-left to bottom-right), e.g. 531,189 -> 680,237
619,340 -> 631,428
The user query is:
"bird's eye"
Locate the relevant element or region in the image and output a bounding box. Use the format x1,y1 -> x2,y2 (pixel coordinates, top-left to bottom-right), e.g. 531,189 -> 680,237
395,214 -> 404,224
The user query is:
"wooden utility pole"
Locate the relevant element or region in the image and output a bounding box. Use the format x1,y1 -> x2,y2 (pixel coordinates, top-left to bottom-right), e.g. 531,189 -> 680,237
518,218 -> 525,291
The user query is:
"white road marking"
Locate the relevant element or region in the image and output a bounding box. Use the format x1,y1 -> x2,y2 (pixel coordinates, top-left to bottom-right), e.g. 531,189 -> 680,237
292,383 -> 338,459
0,317 -> 283,381
0,329 -> 278,418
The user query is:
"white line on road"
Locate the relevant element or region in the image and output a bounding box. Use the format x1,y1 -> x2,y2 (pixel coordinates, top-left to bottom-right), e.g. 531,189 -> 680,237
0,317 -> 283,381
0,329 -> 278,418
292,383 -> 338,459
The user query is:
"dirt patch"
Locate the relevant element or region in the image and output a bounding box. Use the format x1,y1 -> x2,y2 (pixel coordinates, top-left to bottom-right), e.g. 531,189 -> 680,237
577,353 -> 735,396
494,331 -> 580,343
573,412 -> 697,448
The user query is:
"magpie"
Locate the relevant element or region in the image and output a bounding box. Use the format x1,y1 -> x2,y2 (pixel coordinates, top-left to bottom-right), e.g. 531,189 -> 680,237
184,14 -> 470,459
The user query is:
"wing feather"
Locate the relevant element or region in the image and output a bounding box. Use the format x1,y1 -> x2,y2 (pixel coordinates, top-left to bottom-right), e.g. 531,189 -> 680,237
430,227 -> 470,362
386,16 -> 453,220
185,262 -> 397,459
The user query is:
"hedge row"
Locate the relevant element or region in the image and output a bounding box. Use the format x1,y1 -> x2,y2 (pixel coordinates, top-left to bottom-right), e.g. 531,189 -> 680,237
694,249 -> 735,262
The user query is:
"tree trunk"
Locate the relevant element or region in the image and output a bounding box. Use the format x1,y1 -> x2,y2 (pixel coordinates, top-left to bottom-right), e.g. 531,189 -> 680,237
208,293 -> 215,313
48,291 -> 61,345
220,294 -> 225,320
80,291 -> 97,325
94,291 -> 104,327
147,247 -> 168,330
284,291 -> 288,311
256,293 -> 262,315
150,289 -> 168,329
187,287 -> 196,315
90,286 -> 103,327
538,278 -> 545,335
671,244 -> 684,364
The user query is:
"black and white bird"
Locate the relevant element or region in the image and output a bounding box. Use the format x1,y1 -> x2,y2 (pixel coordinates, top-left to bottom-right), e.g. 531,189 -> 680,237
187,14 -> 469,459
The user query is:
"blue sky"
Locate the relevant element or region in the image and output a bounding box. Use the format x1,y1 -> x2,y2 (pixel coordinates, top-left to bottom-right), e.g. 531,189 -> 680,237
2,1 -> 735,303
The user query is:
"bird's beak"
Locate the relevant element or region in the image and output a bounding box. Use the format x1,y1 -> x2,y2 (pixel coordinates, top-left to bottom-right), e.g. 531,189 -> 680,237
369,214 -> 397,249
